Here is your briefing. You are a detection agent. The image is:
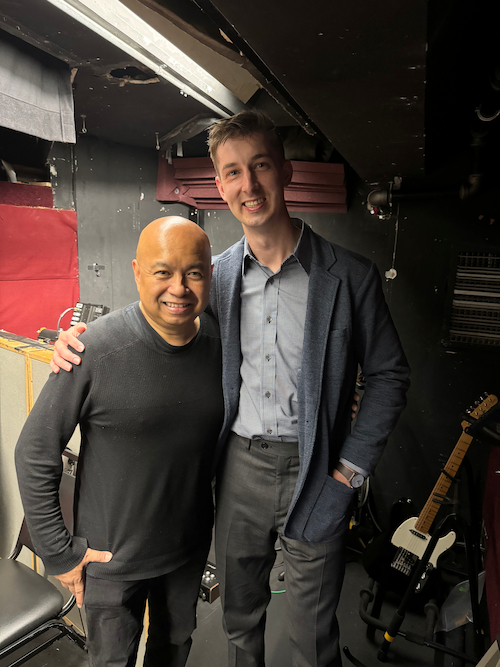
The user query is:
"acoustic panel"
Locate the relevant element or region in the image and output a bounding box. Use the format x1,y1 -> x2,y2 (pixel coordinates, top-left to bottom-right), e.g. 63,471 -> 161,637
157,156 -> 347,213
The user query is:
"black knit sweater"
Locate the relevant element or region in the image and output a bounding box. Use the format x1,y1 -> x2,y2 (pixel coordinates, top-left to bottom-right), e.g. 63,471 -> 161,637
15,303 -> 223,580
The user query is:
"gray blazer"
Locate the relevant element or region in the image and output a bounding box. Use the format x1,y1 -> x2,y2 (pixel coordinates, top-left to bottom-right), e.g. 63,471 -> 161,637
209,224 -> 410,543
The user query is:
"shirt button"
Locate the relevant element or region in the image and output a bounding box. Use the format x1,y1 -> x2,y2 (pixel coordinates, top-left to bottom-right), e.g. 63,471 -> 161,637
261,442 -> 268,449
269,278 -> 274,285
267,429 -> 273,434
265,391 -> 271,398
265,354 -> 271,361
267,316 -> 272,323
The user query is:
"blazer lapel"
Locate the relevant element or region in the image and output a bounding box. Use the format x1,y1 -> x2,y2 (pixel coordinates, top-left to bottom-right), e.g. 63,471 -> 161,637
215,241 -> 244,412
298,230 -> 340,459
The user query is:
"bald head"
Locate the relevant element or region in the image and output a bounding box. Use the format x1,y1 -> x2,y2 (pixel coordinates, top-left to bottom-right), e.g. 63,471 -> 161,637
132,216 -> 213,345
136,216 -> 211,266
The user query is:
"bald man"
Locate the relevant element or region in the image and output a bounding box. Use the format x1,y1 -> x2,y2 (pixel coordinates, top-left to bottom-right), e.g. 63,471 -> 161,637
15,217 -> 224,667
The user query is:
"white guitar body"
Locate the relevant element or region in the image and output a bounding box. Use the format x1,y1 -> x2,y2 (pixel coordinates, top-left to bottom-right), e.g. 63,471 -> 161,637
385,396 -> 497,580
391,517 -> 456,574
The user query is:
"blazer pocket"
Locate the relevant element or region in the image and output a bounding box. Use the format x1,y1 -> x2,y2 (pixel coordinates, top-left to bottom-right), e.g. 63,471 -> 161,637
303,474 -> 356,543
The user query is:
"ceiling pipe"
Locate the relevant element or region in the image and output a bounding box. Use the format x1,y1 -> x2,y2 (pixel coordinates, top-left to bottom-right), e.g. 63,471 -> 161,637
368,62 -> 500,216
367,188 -> 456,208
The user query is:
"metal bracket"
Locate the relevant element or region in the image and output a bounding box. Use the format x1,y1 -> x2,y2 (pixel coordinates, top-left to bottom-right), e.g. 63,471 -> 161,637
88,263 -> 105,278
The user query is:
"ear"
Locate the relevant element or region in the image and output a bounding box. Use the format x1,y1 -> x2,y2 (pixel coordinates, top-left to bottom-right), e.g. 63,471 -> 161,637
132,259 -> 141,291
283,159 -> 293,188
215,175 -> 228,202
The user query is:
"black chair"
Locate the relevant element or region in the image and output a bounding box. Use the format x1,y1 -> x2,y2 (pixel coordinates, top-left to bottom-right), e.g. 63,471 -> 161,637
0,461 -> 86,666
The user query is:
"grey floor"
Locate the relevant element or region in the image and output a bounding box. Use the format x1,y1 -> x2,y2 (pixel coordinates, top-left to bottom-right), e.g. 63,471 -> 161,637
0,549 -> 481,667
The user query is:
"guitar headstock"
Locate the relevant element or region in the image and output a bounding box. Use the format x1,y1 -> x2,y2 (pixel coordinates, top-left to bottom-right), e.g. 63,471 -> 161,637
463,393 -> 499,434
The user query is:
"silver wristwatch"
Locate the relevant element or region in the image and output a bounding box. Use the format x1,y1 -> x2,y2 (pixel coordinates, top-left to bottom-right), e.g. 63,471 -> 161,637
336,462 -> 365,489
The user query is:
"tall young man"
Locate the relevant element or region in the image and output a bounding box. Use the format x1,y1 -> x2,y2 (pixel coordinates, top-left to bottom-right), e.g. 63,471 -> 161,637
17,217 -> 224,667
52,111 -> 410,667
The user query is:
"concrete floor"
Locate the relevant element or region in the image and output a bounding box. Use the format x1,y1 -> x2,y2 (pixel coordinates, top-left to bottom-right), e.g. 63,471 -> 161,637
0,551 -> 482,667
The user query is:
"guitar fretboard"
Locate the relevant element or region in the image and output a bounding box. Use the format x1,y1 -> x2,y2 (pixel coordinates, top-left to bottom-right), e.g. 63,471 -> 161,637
414,424 -> 473,535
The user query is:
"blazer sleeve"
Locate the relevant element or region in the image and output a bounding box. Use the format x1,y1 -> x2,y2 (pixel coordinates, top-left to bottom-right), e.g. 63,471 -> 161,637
338,263 -> 410,473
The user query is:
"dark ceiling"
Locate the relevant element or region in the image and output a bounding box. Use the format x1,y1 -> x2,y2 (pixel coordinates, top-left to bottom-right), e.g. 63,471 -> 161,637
195,0 -> 428,183
1,0 -> 500,185
190,0 -> 500,186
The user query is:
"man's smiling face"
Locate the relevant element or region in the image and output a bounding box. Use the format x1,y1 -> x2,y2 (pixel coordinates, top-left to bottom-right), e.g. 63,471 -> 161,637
132,218 -> 212,344
214,132 -> 292,232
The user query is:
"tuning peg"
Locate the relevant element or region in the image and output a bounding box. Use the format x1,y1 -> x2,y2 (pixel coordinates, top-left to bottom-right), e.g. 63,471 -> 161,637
480,393 -> 489,400
474,400 -> 481,406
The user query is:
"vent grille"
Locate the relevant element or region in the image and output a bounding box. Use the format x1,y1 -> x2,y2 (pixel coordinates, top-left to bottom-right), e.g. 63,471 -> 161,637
450,252 -> 500,346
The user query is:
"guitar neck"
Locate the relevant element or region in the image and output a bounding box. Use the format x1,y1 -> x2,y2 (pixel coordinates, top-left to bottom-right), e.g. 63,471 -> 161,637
414,423 -> 473,534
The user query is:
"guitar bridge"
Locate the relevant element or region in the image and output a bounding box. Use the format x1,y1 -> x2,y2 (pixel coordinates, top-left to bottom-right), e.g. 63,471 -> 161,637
391,547 -> 418,576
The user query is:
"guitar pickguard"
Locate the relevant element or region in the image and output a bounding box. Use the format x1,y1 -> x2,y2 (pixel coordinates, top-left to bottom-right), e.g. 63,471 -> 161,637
391,517 -> 456,570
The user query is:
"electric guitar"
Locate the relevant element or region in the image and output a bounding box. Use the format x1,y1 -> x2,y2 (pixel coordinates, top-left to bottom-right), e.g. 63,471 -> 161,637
364,393 -> 499,595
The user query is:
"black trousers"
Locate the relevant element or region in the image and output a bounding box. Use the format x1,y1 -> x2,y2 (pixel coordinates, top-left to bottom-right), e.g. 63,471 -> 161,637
84,545 -> 208,667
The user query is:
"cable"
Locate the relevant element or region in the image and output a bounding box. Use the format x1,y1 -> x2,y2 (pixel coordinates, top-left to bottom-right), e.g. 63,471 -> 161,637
366,493 -> 383,534
78,606 -> 87,640
357,477 -> 370,508
57,306 -> 76,333
475,105 -> 500,122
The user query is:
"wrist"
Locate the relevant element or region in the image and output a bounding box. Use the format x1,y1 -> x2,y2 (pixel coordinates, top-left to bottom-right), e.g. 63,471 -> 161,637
332,468 -> 352,488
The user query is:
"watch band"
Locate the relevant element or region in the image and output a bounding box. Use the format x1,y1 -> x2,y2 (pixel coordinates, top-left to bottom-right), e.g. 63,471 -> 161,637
335,462 -> 365,488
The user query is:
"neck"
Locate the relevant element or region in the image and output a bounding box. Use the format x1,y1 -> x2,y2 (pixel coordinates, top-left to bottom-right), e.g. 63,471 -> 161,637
244,216 -> 300,273
139,303 -> 200,346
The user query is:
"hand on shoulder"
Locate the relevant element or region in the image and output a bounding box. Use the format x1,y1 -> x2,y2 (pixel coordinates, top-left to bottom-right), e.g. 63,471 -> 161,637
50,323 -> 87,374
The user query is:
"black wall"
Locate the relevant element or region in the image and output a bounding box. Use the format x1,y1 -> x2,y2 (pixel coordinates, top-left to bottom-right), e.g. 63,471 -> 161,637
50,135 -> 191,316
52,135 -> 500,526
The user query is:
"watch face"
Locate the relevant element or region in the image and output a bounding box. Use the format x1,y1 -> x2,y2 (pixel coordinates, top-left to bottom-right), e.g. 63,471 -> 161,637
351,474 -> 365,489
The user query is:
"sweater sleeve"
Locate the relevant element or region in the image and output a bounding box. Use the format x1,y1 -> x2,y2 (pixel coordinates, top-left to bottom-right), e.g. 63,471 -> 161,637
15,346 -> 94,575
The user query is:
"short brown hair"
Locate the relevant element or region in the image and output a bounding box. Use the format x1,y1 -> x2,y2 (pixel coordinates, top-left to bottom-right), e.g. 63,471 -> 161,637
207,110 -> 284,172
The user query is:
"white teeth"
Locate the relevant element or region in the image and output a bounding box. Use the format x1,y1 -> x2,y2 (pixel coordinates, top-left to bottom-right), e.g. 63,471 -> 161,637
244,198 -> 264,207
164,302 -> 187,308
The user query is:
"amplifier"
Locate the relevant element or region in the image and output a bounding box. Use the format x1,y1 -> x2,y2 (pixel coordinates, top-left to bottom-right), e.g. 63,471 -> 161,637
70,303 -> 110,327
199,562 -> 219,603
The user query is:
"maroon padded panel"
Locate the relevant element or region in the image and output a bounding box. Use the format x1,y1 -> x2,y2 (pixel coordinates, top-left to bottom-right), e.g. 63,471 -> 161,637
0,182 -> 53,208
156,155 -> 346,212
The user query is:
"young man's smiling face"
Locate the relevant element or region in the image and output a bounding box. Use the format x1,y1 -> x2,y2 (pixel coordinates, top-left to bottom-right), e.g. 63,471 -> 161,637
214,132 -> 292,232
132,218 -> 212,345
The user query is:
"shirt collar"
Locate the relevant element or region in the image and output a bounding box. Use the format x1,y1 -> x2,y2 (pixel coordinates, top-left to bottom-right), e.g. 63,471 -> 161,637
242,219 -> 311,275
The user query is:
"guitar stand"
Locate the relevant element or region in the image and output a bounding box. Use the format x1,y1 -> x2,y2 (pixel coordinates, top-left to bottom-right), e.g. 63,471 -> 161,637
359,512 -> 484,664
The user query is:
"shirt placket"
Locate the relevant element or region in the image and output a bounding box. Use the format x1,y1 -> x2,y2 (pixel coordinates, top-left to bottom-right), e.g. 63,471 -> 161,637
261,271 -> 279,438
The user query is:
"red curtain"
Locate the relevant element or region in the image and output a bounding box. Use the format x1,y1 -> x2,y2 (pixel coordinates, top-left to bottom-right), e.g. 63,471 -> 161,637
0,205 -> 79,339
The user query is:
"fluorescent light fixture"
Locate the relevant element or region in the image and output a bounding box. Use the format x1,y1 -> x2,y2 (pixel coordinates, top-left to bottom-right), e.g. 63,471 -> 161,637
45,0 -> 246,118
